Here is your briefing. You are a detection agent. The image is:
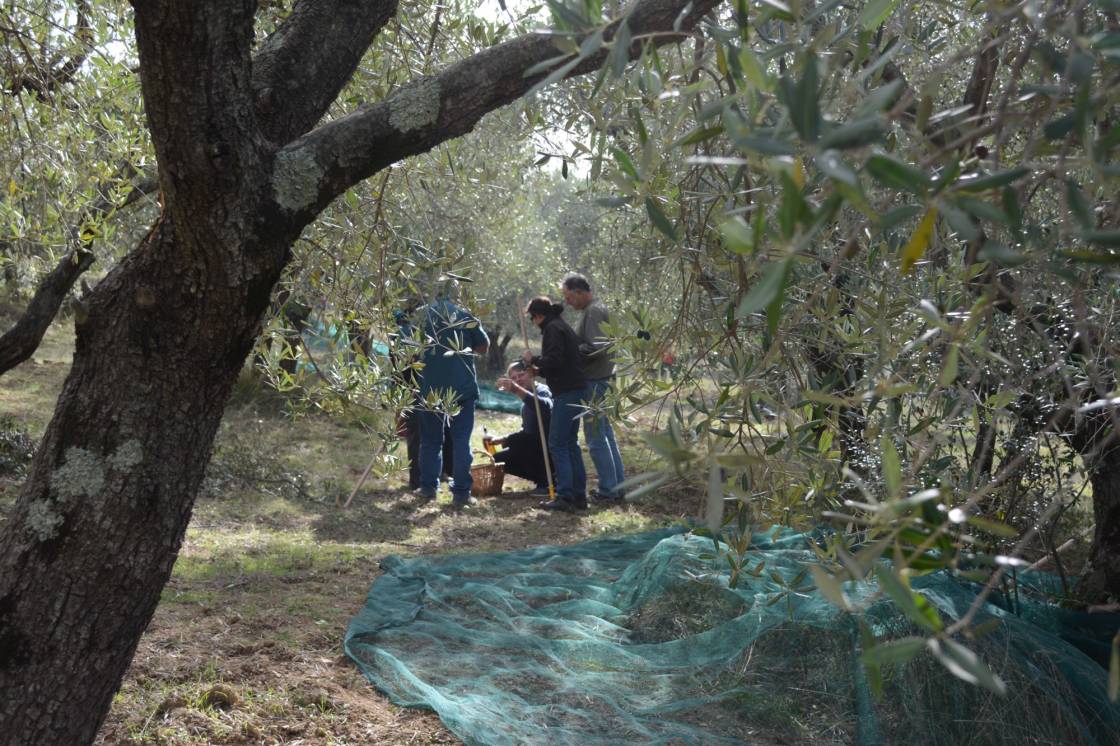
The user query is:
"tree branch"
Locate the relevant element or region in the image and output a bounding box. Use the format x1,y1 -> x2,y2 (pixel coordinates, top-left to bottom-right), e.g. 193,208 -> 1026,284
6,0 -> 91,101
0,176 -> 158,376
252,0 -> 400,144
881,30 -> 1001,150
962,36 -> 999,119
273,0 -> 721,220
131,0 -> 262,216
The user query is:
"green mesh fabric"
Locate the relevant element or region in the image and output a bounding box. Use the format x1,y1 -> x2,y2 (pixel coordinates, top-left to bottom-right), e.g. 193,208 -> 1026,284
344,528 -> 1120,745
477,383 -> 522,413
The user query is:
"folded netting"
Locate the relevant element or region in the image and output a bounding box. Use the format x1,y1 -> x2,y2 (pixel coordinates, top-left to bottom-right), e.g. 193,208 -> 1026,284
344,528 -> 1120,746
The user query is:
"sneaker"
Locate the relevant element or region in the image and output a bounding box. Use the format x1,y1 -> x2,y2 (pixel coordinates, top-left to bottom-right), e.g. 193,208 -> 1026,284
415,488 -> 437,502
451,495 -> 477,510
571,493 -> 589,510
529,486 -> 552,498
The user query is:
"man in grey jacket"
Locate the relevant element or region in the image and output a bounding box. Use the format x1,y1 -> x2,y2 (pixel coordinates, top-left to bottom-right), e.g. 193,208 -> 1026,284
561,272 -> 626,501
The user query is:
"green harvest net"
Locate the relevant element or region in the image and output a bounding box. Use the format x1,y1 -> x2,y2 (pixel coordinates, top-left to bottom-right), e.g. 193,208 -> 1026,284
477,383 -> 522,414
344,528 -> 1120,746
297,321 -> 517,413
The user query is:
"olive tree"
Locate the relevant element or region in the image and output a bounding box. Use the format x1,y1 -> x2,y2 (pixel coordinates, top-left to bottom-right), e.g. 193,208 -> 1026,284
547,0 -> 1119,691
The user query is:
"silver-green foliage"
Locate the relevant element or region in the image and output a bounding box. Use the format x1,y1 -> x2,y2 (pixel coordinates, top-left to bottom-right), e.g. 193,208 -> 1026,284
547,0 -> 1120,696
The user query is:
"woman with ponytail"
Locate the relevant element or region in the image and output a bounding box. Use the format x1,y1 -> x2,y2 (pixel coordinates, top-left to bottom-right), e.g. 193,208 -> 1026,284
521,296 -> 588,511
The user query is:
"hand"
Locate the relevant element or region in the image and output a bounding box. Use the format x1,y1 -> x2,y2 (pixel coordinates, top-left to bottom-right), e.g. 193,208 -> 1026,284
520,350 -> 533,364
496,376 -> 511,391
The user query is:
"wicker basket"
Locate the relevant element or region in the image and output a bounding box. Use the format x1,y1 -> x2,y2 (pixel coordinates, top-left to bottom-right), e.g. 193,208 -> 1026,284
471,459 -> 505,497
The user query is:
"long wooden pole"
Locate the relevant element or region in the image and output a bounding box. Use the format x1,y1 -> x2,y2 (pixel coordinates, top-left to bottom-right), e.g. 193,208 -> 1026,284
342,442 -> 381,508
518,298 -> 555,500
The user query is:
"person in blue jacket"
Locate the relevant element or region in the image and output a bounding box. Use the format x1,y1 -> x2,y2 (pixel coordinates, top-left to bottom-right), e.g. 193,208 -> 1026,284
416,281 -> 489,509
391,307 -> 454,491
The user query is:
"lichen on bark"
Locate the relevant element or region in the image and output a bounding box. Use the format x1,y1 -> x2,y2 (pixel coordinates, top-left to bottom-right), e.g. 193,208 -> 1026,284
50,447 -> 106,501
27,501 -> 64,541
27,447 -> 111,541
389,78 -> 441,133
110,440 -> 143,472
272,148 -> 325,213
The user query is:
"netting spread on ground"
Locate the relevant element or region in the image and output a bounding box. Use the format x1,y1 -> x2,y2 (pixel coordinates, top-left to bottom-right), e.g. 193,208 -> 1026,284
344,528 -> 1120,746
477,383 -> 522,414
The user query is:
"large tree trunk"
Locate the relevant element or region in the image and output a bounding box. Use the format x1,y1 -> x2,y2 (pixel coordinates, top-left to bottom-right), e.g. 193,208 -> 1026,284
0,215 -> 289,742
0,2 -> 286,741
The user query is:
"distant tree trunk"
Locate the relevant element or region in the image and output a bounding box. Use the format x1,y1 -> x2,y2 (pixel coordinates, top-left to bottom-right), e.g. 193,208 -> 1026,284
806,340 -> 868,476
970,417 -> 996,487
1067,419 -> 1120,601
968,385 -> 997,517
807,268 -> 868,479
479,326 -> 512,378
983,396 -> 1042,522
1082,446 -> 1120,600
279,295 -> 313,377
837,403 -> 868,475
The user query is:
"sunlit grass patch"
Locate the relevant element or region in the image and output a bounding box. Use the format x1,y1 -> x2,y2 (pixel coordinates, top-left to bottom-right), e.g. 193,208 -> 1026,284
587,507 -> 673,534
159,589 -> 218,605
173,528 -> 369,581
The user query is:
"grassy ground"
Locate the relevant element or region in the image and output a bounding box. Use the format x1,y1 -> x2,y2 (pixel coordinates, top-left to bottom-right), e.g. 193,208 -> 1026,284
0,319 -> 698,745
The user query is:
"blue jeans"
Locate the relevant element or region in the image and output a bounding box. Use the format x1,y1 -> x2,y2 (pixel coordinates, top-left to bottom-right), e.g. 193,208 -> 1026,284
583,378 -> 625,496
548,388 -> 588,499
418,398 -> 476,501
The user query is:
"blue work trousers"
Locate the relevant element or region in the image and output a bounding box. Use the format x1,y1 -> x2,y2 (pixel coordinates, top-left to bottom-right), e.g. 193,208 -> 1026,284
583,377 -> 625,496
548,388 -> 588,499
418,398 -> 476,500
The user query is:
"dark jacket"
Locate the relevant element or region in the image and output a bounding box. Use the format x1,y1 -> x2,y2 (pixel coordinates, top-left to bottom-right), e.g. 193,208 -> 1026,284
531,315 -> 586,393
417,298 -> 489,401
494,382 -> 553,486
505,382 -> 552,450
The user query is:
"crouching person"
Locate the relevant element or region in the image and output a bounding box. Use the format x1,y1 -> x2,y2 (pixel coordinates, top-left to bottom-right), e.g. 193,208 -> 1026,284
490,361 -> 553,496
